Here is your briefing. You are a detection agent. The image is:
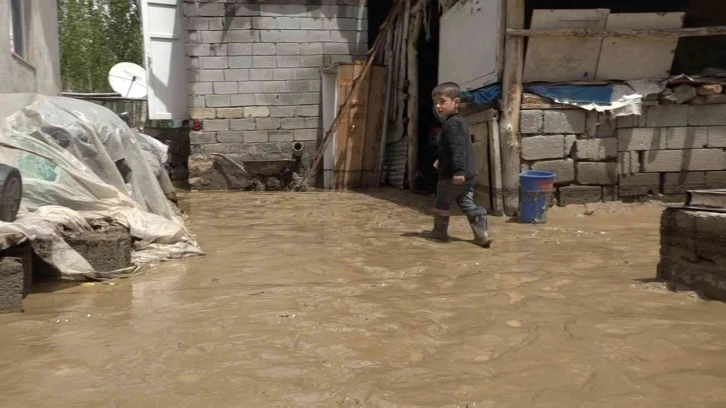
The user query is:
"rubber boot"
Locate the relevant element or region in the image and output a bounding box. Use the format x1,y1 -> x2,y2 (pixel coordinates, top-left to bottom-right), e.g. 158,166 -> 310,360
422,215 -> 451,242
468,214 -> 492,248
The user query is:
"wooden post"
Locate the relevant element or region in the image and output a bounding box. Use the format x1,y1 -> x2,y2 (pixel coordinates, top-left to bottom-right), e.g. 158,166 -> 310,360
498,0 -> 525,216
406,7 -> 423,191
375,28 -> 395,188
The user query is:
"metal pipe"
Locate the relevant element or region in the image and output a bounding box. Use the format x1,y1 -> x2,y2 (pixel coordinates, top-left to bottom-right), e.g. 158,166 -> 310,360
292,142 -> 304,158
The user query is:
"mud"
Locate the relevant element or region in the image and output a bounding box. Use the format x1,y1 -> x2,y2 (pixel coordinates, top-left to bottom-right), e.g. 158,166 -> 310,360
1,190 -> 726,407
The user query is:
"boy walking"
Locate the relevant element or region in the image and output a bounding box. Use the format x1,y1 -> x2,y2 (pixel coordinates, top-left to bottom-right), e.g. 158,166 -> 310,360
423,82 -> 492,247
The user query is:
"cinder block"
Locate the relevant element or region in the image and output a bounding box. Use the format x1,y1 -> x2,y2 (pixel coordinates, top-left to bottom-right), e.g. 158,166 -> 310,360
250,69 -> 274,81
617,128 -> 665,151
238,81 -> 264,94
708,126 -> 726,147
216,108 -> 245,119
558,185 -> 603,206
269,131 -> 294,142
243,131 -> 270,143
575,138 -> 617,160
522,135 -> 565,160
287,80 -> 310,93
577,162 -> 618,185
300,43 -> 323,55
206,95 -> 231,107
216,131 -> 243,143
603,185 -> 618,201
270,106 -> 295,118
273,69 -> 297,80
324,17 -> 363,31
256,118 -> 282,130
225,118 -> 253,135
586,112 -> 616,138
207,18 -> 224,31
252,43 -> 277,56
689,104 -> 726,126
295,105 -> 320,117
643,149 -> 684,172
190,82 -> 213,95
255,93 -> 280,106
618,151 -> 640,175
295,129 -> 319,141
619,173 -> 660,196
224,69 -> 249,81
213,82 -> 238,95
277,56 -> 301,68
200,31 -> 224,43
300,18 -> 323,30
201,57 -> 228,69
646,105 -> 688,128
543,110 -> 586,134
189,108 -> 216,120
281,118 -> 306,130
200,69 -> 224,82
663,171 -> 726,194
253,56 -> 277,68
228,43 -> 252,56
189,95 -> 206,108
244,107 -> 270,118
564,135 -> 576,157
203,119 -> 229,131
262,81 -> 287,93
278,93 -> 305,105
519,110 -> 543,134
276,43 -> 301,55
301,92 -> 321,104
531,159 -> 575,184
0,258 -> 24,313
231,94 -> 255,106
301,56 -> 324,68
198,3 -> 224,17
228,30 -> 259,43
186,43 -> 211,57
277,17 -> 301,30
251,17 -> 276,30
683,149 -> 726,171
664,127 -> 709,149
209,44 -> 227,57
190,131 -> 217,145
304,117 -> 320,128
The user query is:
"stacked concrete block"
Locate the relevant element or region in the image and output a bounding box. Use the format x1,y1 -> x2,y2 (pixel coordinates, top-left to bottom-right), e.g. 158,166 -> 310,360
183,0 -> 367,183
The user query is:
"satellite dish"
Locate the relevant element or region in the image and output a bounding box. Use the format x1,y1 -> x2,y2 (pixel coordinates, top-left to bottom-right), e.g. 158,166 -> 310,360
108,62 -> 148,99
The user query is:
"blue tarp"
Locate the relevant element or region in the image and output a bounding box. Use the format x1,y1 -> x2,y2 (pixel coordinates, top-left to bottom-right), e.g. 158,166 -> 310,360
461,83 -> 502,105
461,82 -> 615,107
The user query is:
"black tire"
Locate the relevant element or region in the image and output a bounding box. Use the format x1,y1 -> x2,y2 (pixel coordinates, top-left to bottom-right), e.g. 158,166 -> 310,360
0,164 -> 23,222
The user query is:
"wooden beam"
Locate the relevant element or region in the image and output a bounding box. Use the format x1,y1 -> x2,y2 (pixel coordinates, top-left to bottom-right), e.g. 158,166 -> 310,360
406,7 -> 423,191
375,27 -> 395,188
507,26 -> 726,38
499,0 -> 525,217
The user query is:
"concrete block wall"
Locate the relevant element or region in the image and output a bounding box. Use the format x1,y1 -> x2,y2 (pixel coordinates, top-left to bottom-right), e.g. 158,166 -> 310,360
521,104 -> 726,205
183,0 -> 367,178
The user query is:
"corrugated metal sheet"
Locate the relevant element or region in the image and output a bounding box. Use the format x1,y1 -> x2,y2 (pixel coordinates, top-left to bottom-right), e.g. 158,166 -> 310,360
384,135 -> 407,189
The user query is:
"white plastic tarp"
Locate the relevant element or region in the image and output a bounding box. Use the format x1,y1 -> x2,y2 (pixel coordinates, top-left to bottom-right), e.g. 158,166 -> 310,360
0,94 -> 202,280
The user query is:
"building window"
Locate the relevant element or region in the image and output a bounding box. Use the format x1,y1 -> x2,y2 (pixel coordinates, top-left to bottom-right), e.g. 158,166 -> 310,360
9,0 -> 26,59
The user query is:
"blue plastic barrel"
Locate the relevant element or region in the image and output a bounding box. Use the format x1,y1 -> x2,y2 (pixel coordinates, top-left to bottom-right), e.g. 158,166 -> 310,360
519,170 -> 556,224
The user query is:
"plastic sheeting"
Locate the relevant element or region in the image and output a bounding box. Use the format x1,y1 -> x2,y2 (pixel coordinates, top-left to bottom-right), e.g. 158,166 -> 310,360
0,94 -> 202,279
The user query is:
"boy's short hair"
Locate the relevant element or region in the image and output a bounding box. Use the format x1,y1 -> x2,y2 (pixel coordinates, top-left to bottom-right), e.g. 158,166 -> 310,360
431,82 -> 460,99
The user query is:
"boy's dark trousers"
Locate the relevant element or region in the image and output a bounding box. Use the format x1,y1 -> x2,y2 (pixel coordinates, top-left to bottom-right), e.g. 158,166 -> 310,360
426,178 -> 492,247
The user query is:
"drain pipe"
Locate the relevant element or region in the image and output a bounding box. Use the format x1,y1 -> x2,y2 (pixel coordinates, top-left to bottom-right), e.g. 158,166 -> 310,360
292,142 -> 304,173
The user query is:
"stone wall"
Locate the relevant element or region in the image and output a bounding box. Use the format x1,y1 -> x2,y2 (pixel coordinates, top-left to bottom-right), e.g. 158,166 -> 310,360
183,0 -> 367,185
520,104 -> 726,205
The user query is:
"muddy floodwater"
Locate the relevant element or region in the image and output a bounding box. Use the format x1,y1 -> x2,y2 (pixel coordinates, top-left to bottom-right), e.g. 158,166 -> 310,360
2,191 -> 726,407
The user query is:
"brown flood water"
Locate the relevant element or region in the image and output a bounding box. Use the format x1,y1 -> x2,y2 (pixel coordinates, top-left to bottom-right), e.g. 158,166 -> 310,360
1,190 -> 726,408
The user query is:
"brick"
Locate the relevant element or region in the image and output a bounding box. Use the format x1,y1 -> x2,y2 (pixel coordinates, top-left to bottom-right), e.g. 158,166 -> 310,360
585,112 -> 615,138
262,81 -> 287,93
243,131 -> 270,143
277,56 -> 301,68
189,108 -> 216,120
296,68 -> 321,80
207,18 -> 224,30
520,110 -> 543,134
203,119 -> 229,131
186,43 -> 211,57
689,105 -> 726,126
190,83 -> 213,95
558,185 -> 603,206
244,107 -> 270,118
616,115 -> 637,129
209,43 -> 227,56
646,105 -> 688,127
664,127 -> 709,149
270,106 -> 295,118
201,57 -> 227,69
189,95 -> 206,108
300,43 -> 323,55
281,118 -> 306,130
216,131 -> 244,143
278,93 -> 305,105
255,118 -> 282,130
214,82 -> 238,95
295,105 -> 320,117
228,30 -> 259,43
577,162 -> 618,185
190,131 -> 217,145
255,94 -> 280,105
663,171 -> 726,194
543,110 -> 586,134
227,17 -> 252,30
643,149 -> 684,172
187,57 -> 200,69
250,69 -> 274,81
231,94 -> 255,106
287,80 -> 310,93
230,118 -> 256,131
229,56 -> 253,69
307,30 -> 331,42
199,69 -> 225,82
324,18 -> 363,31
564,135 -> 576,156
531,159 -> 575,184
206,95 -> 231,107
228,43 -> 252,56
276,43 -> 301,55
684,149 -> 726,171
300,18 -> 323,30
269,131 -> 294,142
200,31 -> 224,43
252,43 -> 277,56
708,126 -> 726,147
185,17 -> 208,30
276,17 -> 301,29
302,92 -> 321,104
304,117 -> 320,128
619,173 -> 660,197
521,135 -> 565,160
224,69 -> 249,81
618,151 -> 640,175
575,138 -> 617,160
238,81 -> 264,93
617,128 -> 665,151
295,129 -> 319,141
198,3 -> 224,17
216,108 -> 245,119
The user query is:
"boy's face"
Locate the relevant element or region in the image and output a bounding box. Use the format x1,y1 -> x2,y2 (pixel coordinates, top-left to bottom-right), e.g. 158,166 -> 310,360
434,95 -> 459,117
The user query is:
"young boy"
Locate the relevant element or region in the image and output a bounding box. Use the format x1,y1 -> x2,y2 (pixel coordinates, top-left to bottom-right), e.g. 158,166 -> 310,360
423,82 -> 492,248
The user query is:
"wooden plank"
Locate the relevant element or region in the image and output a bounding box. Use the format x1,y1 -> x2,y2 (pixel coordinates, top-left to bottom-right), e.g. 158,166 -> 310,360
344,62 -> 369,189
499,0 -> 525,216
407,7 -> 423,190
362,66 -> 386,188
489,112 -> 504,216
375,27 -> 395,188
470,121 -> 492,212
507,25 -> 726,38
334,64 -> 355,190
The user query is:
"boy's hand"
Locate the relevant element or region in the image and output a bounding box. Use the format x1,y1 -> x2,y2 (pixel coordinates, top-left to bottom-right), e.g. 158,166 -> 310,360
453,175 -> 465,185
433,160 -> 439,169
